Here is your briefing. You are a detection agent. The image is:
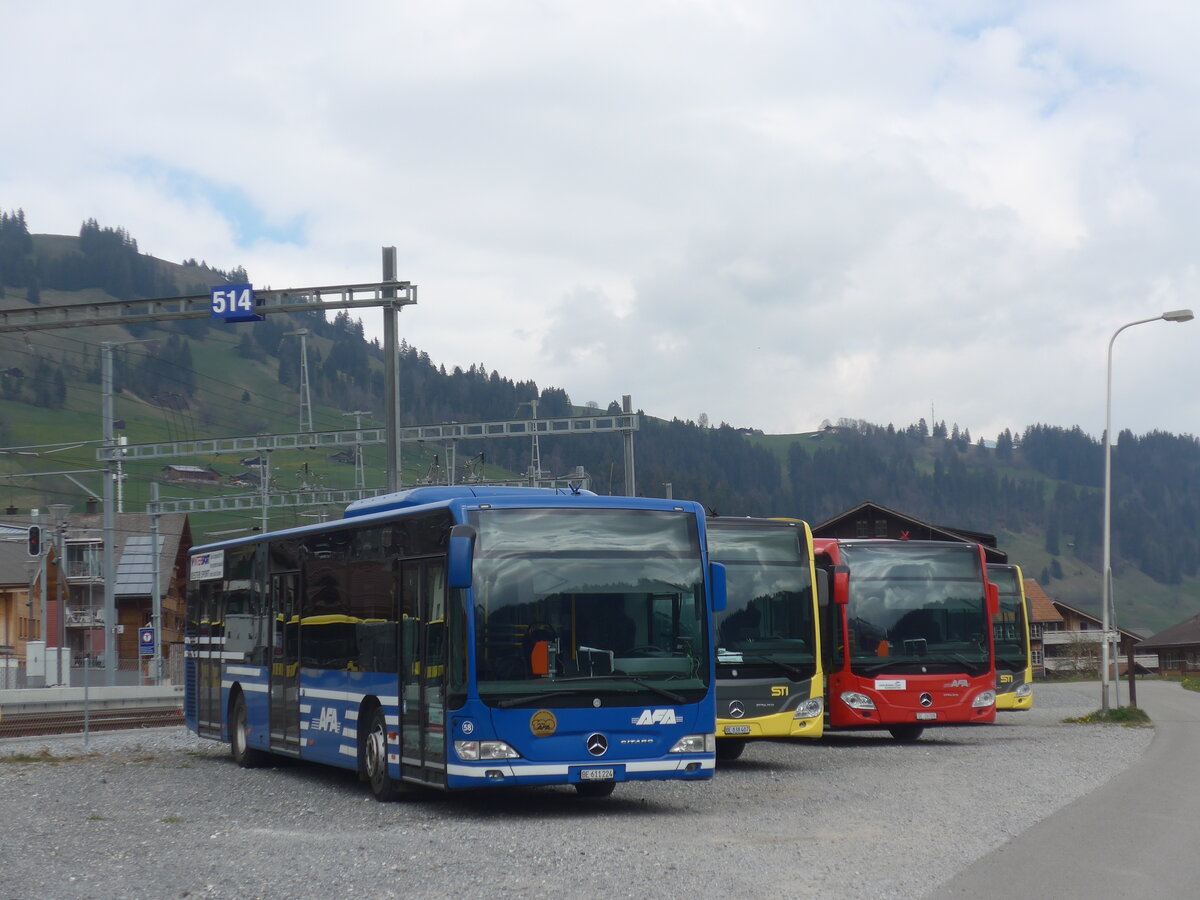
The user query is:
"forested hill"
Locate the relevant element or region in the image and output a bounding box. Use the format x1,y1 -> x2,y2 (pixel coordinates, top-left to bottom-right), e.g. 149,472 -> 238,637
2,209 -> 1199,632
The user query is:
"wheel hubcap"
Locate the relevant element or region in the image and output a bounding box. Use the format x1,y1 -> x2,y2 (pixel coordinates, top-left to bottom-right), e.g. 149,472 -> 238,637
368,725 -> 386,777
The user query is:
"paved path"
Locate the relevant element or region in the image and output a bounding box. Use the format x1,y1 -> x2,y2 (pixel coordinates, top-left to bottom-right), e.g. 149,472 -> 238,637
931,679 -> 1200,898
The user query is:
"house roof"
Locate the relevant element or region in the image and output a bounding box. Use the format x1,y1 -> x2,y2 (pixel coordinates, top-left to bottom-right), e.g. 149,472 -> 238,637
114,535 -> 163,597
0,539 -> 36,587
1023,579 -> 1063,625
1051,598 -> 1142,642
1136,612 -> 1200,650
812,500 -> 1007,562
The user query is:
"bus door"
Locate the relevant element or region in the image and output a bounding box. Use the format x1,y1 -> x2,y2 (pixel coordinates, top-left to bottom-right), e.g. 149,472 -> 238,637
399,558 -> 448,787
269,571 -> 301,754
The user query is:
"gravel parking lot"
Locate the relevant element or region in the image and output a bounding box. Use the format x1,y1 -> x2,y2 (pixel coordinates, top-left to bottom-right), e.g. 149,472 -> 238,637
0,682 -> 1151,900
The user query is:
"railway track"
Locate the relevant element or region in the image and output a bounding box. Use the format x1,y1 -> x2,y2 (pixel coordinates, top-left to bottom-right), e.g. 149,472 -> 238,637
0,706 -> 184,740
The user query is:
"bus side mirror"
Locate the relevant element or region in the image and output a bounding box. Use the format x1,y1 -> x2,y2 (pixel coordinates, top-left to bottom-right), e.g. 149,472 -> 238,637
833,566 -> 850,606
709,561 -> 727,612
987,582 -> 999,617
448,524 -> 476,589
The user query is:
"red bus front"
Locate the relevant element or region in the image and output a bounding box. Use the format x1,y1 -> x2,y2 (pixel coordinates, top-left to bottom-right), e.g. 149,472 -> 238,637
813,539 -> 997,739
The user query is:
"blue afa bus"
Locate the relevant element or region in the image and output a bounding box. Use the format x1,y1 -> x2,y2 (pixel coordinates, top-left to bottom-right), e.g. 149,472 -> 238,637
186,486 -> 726,799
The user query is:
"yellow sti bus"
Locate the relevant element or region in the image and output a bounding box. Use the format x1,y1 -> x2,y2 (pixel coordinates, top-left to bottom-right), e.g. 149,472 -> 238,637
988,563 -> 1033,710
706,517 -> 823,760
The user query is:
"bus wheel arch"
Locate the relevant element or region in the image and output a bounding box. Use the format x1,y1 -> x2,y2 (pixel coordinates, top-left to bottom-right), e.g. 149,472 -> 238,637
229,687 -> 269,768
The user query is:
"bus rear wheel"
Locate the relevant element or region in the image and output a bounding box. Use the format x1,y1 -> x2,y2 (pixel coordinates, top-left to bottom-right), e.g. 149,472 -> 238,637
716,739 -> 747,761
363,707 -> 401,802
575,781 -> 616,798
888,725 -> 925,742
230,693 -> 269,768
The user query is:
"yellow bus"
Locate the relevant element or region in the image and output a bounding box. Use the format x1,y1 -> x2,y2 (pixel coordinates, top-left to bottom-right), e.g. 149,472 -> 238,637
988,563 -> 1033,710
706,517 -> 823,760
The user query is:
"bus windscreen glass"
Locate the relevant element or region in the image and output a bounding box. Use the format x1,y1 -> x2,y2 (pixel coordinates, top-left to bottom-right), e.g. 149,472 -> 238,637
838,543 -> 990,677
990,566 -> 1028,670
708,524 -> 816,679
469,508 -> 710,707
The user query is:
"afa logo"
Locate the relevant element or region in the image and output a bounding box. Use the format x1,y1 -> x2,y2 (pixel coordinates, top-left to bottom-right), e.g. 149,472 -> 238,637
633,708 -> 679,726
313,707 -> 341,734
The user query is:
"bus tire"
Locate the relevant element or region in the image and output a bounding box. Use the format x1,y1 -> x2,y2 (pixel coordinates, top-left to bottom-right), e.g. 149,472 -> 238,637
716,739 -> 747,761
363,706 -> 401,802
888,725 -> 924,742
574,781 -> 616,798
230,692 -> 269,768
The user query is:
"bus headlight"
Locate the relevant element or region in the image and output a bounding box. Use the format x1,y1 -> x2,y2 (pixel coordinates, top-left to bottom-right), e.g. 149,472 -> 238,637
669,733 -> 715,754
454,740 -> 520,761
840,691 -> 876,711
1015,683 -> 1033,698
793,697 -> 824,719
972,690 -> 996,708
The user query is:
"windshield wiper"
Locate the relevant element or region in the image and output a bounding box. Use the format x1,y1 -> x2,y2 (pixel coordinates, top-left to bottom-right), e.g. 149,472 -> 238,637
496,684 -> 602,709
608,675 -> 686,704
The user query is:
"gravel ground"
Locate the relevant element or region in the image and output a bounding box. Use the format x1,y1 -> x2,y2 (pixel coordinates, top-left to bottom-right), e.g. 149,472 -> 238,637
0,682 -> 1151,900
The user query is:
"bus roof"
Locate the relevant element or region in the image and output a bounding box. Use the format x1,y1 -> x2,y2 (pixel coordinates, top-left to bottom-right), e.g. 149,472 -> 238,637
342,485 -> 595,518
189,487 -> 702,555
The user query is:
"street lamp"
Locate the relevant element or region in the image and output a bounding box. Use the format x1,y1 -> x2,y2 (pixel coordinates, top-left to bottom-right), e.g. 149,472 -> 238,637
1101,308 -> 1193,710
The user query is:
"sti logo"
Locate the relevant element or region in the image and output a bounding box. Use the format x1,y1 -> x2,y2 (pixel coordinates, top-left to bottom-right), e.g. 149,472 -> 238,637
313,707 -> 341,734
770,685 -> 790,697
633,709 -> 679,726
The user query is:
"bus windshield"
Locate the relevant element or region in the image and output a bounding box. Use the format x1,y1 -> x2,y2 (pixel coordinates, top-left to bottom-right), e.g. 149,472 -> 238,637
840,542 -> 990,677
469,507 -> 710,708
989,565 -> 1028,670
708,522 -> 816,680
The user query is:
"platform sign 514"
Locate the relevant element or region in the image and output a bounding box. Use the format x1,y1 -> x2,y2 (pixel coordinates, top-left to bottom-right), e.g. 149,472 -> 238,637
210,284 -> 261,322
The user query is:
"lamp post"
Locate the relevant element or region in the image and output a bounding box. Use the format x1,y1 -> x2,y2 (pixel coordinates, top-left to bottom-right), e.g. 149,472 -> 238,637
101,339 -> 156,685
1101,309 -> 1193,711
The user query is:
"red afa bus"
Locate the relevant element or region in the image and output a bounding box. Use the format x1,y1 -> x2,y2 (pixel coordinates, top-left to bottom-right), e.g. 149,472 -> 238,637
812,538 -> 999,740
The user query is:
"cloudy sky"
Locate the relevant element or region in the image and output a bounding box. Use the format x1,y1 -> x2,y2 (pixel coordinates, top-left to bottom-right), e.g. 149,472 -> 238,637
4,1 -> 1199,442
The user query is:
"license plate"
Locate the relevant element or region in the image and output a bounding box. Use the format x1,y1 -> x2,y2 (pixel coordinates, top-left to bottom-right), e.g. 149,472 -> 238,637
580,768 -> 614,781
724,725 -> 751,735
916,712 -> 938,720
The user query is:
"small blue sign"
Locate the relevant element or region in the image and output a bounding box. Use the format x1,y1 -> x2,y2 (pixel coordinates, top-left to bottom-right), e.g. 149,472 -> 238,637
210,283 -> 262,322
139,627 -> 156,656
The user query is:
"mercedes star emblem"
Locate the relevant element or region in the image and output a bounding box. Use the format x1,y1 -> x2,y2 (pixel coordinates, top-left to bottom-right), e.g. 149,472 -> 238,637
919,693 -> 934,707
728,700 -> 746,719
586,733 -> 608,756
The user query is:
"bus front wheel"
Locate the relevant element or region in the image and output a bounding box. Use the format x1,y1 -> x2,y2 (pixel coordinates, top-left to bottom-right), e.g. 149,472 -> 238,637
364,707 -> 401,802
888,725 -> 924,742
230,693 -> 269,768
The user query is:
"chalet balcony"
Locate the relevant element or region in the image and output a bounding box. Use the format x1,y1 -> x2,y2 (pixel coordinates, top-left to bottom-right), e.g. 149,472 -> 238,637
1041,629 -> 1118,646
65,607 -> 105,628
65,564 -> 104,583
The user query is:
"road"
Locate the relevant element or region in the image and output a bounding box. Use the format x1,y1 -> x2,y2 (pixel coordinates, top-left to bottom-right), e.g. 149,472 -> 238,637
931,679 -> 1200,897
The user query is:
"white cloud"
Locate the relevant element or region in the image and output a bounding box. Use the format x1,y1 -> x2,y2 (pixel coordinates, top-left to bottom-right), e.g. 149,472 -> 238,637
3,1 -> 1199,444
